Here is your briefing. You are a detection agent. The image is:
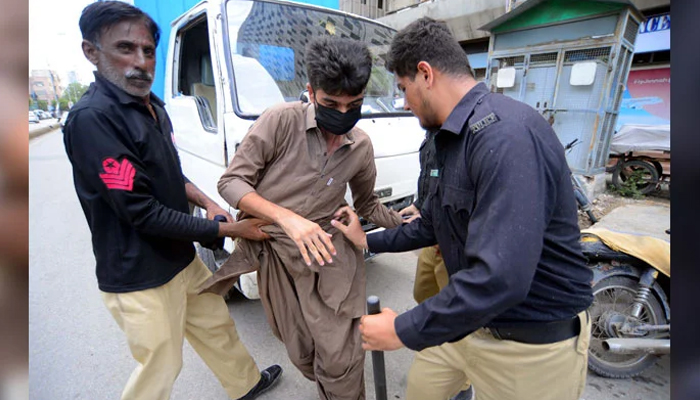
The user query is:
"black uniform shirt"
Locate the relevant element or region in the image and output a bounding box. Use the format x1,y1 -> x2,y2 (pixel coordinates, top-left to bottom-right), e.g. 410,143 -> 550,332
367,83 -> 593,351
412,129 -> 438,210
63,73 -> 219,293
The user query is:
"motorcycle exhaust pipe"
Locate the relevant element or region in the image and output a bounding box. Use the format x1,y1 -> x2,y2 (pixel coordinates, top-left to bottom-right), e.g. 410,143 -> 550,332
602,338 -> 670,355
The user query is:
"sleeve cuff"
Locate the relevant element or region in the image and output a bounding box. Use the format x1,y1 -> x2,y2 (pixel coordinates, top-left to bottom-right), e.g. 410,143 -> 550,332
367,231 -> 387,253
395,311 -> 427,351
218,179 -> 256,209
200,218 -> 221,243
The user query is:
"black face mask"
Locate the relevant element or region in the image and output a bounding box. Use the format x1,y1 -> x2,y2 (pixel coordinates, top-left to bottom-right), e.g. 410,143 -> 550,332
314,102 -> 362,135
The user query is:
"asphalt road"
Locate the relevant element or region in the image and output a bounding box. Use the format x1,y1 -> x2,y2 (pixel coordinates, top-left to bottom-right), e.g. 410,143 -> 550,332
29,129 -> 670,400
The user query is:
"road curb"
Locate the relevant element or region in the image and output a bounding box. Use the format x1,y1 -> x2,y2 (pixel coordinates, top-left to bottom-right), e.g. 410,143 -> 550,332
29,124 -> 60,140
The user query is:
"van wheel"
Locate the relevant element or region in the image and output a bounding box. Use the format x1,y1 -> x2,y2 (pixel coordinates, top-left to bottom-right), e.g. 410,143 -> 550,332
193,206 -> 237,300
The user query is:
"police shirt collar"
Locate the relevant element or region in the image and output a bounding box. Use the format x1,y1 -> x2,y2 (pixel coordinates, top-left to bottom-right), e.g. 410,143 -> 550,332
93,71 -> 165,108
440,82 -> 489,135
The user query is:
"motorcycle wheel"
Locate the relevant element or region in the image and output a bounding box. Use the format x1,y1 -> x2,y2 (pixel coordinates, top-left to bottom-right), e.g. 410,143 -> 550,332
588,275 -> 668,378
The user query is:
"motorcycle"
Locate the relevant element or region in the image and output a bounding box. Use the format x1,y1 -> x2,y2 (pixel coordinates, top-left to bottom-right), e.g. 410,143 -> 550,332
580,228 -> 670,378
564,138 -> 598,224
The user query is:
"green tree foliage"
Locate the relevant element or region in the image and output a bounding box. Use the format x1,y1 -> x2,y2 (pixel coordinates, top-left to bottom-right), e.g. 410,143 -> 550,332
58,98 -> 70,111
610,170 -> 645,199
61,82 -> 90,108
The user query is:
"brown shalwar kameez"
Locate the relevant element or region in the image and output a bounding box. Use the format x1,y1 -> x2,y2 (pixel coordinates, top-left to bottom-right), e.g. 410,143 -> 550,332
200,101 -> 402,400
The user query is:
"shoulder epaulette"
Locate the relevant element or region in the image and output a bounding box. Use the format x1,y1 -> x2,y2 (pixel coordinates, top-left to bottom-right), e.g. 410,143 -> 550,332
470,112 -> 499,134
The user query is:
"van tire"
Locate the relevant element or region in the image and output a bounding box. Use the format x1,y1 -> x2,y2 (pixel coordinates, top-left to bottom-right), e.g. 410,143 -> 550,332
193,206 -> 237,300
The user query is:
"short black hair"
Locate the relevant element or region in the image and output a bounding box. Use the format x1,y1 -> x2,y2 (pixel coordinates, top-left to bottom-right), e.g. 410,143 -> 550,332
387,17 -> 471,79
79,1 -> 161,48
305,36 -> 372,96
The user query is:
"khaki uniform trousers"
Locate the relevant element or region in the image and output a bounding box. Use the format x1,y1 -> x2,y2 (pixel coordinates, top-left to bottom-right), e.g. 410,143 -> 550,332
413,246 -> 471,393
413,245 -> 449,304
101,257 -> 261,400
406,311 -> 591,400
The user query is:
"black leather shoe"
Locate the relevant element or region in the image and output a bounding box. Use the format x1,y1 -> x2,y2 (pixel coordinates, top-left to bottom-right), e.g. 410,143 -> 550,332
450,385 -> 474,400
236,365 -> 283,400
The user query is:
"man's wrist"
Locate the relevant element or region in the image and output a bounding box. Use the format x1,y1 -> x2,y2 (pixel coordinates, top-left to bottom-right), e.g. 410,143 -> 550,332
360,235 -> 368,250
273,207 -> 295,225
186,182 -> 215,210
216,221 -> 227,237
200,196 -> 218,210
218,221 -> 240,238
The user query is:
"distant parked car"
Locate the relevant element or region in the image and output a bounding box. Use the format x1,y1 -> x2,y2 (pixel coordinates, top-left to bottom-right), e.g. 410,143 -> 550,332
35,110 -> 51,120
29,112 -> 40,124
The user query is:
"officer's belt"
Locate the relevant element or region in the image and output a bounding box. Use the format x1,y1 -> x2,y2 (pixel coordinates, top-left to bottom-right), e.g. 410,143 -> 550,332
485,316 -> 580,344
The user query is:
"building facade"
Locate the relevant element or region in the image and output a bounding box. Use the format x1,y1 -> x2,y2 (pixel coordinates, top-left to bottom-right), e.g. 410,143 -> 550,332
29,70 -> 63,103
341,0 -> 669,82
340,0 -> 387,19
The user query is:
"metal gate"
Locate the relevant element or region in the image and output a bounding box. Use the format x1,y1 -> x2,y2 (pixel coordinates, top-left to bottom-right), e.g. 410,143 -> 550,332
488,45 -> 618,174
483,9 -> 640,176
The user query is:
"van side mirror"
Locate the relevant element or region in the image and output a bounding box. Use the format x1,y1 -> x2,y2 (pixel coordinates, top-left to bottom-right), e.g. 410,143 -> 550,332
299,90 -> 309,103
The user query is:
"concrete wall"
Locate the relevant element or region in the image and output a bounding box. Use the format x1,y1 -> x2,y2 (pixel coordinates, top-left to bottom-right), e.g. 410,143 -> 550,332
377,0 -> 670,43
340,0 -> 386,19
387,0 -> 420,13
378,0 -> 505,42
630,0 -> 670,12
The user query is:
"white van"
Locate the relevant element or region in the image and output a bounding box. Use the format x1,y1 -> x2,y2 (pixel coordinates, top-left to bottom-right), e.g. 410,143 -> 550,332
164,0 -> 424,299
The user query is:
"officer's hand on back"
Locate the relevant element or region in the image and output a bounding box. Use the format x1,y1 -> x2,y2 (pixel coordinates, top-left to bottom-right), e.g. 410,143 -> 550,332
398,204 -> 421,223
331,206 -> 368,250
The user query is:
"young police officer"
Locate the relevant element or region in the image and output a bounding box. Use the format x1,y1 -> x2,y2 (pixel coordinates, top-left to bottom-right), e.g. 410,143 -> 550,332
332,18 -> 593,400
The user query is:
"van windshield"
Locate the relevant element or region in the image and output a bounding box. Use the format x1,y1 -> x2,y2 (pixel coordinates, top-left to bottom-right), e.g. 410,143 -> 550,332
225,0 -> 409,117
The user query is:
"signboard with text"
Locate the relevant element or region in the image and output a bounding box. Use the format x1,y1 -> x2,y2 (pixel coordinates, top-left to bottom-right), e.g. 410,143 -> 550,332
634,13 -> 670,54
616,67 -> 670,130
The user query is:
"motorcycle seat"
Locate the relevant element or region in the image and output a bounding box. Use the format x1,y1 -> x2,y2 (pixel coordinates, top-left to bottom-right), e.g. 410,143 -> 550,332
581,228 -> 670,277
580,238 -> 644,265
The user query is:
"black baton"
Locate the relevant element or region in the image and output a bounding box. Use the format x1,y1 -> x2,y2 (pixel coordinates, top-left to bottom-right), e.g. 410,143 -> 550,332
367,295 -> 388,400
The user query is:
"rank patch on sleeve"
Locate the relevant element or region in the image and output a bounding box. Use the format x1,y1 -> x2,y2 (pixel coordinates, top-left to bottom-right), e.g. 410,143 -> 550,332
99,157 -> 136,191
470,113 -> 500,134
